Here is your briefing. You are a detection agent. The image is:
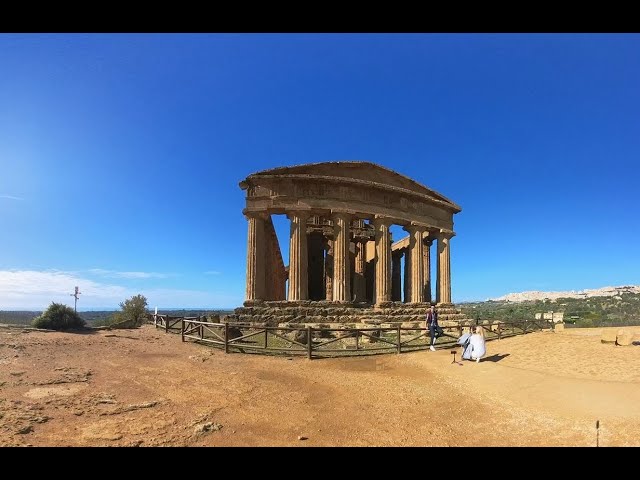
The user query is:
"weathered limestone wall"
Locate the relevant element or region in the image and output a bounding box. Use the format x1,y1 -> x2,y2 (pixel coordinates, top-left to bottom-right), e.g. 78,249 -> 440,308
232,301 -> 469,327
264,216 -> 286,300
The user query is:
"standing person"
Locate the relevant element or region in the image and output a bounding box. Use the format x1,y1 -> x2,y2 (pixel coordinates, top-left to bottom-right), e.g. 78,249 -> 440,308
425,304 -> 439,351
468,325 -> 486,363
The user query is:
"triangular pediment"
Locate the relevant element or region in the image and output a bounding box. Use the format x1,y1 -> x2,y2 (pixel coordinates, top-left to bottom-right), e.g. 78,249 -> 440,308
250,161 -> 460,212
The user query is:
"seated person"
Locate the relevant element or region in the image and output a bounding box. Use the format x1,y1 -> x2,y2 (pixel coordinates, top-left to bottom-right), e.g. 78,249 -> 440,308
458,329 -> 473,360
468,326 -> 486,363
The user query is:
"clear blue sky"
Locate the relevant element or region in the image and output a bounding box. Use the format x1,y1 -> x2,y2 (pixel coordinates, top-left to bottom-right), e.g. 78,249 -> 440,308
1,33 -> 639,310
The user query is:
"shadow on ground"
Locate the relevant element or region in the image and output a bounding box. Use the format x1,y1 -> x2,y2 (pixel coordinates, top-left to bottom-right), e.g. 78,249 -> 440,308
481,353 -> 510,363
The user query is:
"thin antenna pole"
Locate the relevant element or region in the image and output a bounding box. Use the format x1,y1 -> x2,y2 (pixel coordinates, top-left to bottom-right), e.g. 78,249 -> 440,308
596,420 -> 600,447
70,286 -> 82,312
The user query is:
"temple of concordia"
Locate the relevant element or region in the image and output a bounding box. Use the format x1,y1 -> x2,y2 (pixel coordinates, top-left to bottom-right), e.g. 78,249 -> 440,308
228,161 -> 469,327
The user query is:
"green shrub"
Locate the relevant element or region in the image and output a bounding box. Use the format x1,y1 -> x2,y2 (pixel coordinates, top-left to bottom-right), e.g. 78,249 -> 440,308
32,302 -> 86,330
118,294 -> 148,327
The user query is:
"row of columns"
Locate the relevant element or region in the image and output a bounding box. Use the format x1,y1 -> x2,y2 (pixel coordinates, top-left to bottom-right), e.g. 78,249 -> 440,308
393,238 -> 433,303
245,211 -> 453,305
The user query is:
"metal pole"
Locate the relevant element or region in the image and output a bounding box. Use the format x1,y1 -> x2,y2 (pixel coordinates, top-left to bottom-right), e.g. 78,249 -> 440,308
70,286 -> 81,312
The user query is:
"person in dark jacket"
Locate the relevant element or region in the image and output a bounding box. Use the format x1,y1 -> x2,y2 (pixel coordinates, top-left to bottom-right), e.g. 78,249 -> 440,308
425,304 -> 440,351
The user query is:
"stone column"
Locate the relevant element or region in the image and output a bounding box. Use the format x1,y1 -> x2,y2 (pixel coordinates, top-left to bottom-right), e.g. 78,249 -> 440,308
391,251 -> 402,301
287,211 -> 310,301
332,212 -> 351,302
423,237 -> 433,303
403,250 -> 409,303
373,216 -> 392,306
324,238 -> 333,301
436,230 -> 454,305
353,238 -> 367,302
244,211 -> 267,303
404,224 -> 426,303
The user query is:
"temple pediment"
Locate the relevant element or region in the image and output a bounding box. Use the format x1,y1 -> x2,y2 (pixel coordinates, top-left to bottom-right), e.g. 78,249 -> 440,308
246,161 -> 461,213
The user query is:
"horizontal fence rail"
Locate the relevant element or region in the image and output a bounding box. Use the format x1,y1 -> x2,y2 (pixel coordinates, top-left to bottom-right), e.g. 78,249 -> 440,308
147,314 -> 554,360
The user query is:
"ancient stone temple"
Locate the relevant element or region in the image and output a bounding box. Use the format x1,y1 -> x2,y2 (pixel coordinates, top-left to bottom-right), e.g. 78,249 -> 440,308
231,161 -> 467,326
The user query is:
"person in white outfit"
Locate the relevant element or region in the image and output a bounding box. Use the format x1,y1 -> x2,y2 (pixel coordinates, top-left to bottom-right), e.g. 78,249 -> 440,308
468,326 -> 486,363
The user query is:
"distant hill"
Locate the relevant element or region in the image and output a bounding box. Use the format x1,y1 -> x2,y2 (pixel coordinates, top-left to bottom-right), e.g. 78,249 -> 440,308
0,309 -> 235,327
491,285 -> 640,302
460,286 -> 640,328
0,311 -> 41,326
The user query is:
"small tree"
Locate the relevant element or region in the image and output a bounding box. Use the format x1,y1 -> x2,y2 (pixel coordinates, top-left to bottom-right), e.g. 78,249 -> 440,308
117,294 -> 149,327
32,302 -> 86,330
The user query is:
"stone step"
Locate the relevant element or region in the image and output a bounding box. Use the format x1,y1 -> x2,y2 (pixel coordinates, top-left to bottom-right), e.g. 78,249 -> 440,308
227,301 -> 473,327
235,308 -> 466,317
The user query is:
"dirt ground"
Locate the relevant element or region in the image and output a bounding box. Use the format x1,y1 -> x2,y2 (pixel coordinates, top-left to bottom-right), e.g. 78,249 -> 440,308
1,324 -> 639,447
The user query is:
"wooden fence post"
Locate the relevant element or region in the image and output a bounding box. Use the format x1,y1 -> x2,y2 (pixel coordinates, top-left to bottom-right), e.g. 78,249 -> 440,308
264,327 -> 268,349
498,322 -> 502,340
165,316 -> 169,334
181,319 -> 184,342
397,325 -> 401,354
224,323 -> 229,354
307,326 -> 312,360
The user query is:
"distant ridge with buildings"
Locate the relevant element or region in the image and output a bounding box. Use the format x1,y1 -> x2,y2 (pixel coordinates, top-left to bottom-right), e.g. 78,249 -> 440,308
491,285 -> 640,303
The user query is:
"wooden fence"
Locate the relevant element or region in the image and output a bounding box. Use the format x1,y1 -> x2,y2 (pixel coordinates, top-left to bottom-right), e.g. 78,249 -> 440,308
151,314 -> 189,333
148,314 -> 553,360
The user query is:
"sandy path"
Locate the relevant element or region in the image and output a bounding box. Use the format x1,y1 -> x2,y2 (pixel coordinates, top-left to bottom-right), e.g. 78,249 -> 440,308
1,324 -> 638,446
